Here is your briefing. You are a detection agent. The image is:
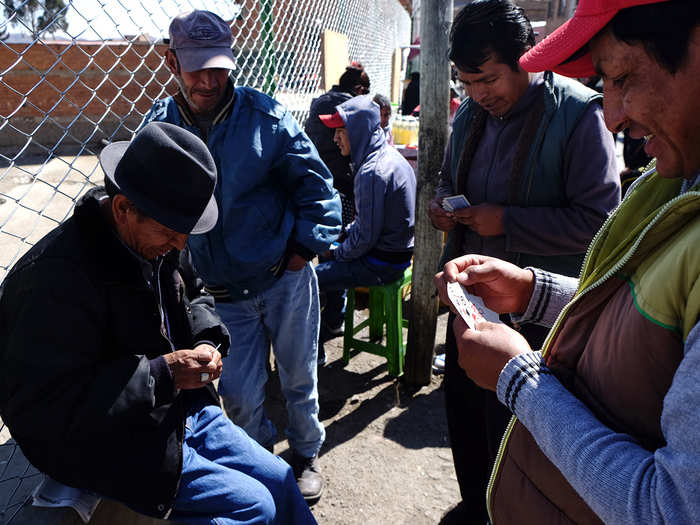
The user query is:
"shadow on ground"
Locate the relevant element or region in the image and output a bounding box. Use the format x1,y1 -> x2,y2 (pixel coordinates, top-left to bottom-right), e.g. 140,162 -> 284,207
265,351 -> 448,457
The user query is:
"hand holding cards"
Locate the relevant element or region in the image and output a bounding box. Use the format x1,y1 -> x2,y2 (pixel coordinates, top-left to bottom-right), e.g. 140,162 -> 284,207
442,194 -> 470,212
446,281 -> 485,329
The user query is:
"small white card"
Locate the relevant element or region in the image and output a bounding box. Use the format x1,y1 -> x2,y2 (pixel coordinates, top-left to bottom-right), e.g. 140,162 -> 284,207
447,281 -> 485,330
442,194 -> 470,212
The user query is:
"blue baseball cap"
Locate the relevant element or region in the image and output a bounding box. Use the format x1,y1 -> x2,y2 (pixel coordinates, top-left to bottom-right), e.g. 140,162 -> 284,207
168,10 -> 236,73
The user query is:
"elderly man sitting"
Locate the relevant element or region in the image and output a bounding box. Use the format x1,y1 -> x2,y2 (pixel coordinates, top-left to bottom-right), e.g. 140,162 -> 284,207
0,122 -> 316,524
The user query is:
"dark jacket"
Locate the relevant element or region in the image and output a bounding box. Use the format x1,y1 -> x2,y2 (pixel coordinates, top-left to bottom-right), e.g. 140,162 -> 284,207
0,188 -> 229,518
304,86 -> 354,195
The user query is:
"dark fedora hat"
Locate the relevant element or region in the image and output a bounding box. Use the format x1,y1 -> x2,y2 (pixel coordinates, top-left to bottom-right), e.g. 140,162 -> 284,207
99,122 -> 218,235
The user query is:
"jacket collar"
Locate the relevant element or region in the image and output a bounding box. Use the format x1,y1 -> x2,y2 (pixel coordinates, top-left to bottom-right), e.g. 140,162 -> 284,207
173,78 -> 236,128
74,188 -> 161,286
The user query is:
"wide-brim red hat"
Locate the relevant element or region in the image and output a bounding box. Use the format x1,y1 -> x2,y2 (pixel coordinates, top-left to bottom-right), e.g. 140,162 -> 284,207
520,0 -> 672,78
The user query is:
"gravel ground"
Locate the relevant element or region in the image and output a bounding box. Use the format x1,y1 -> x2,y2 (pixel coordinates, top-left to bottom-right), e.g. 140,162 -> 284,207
265,310 -> 461,525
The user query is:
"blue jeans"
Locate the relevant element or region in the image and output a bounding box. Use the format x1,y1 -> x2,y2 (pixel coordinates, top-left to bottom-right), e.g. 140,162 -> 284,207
315,256 -> 406,329
171,400 -> 317,525
215,263 -> 324,458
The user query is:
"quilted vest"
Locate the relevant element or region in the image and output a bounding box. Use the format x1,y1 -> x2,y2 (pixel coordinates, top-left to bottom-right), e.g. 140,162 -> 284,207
442,71 -> 601,277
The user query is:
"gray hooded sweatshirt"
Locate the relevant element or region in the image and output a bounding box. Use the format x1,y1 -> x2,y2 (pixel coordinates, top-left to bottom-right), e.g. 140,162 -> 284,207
333,95 -> 416,262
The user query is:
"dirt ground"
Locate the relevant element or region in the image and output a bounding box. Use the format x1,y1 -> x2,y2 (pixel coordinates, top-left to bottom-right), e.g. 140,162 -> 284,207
264,310 -> 461,525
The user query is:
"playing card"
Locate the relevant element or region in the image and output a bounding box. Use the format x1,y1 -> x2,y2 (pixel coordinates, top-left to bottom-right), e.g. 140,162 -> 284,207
443,194 -> 470,211
446,281 -> 485,330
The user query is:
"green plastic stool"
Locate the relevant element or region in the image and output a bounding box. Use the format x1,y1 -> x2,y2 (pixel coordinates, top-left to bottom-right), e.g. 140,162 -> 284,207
343,266 -> 412,377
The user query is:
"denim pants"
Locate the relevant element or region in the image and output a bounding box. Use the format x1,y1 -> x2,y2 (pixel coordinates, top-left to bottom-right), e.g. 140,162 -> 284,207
215,263 -> 324,458
315,256 -> 406,329
170,400 -> 317,525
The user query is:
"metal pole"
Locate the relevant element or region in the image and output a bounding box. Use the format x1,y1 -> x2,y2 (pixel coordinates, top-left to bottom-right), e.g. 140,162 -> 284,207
405,0 -> 452,385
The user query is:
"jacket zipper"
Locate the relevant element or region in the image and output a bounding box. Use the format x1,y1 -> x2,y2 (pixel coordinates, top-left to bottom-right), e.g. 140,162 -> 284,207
485,182 -> 700,523
155,258 -> 176,352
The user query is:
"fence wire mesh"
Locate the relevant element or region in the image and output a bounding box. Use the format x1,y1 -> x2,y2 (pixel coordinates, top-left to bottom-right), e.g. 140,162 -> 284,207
0,0 -> 410,521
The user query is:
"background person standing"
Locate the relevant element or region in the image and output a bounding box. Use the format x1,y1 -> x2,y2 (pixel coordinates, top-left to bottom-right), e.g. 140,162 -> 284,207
427,1 -> 620,521
145,10 -> 342,501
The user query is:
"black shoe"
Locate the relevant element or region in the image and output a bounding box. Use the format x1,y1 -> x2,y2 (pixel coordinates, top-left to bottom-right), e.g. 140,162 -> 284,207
323,321 -> 345,338
290,451 -> 323,501
325,322 -> 344,337
319,321 -> 344,343
439,502 -> 474,525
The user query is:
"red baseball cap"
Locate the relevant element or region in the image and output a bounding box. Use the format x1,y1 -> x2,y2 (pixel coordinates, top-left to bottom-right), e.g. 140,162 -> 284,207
319,111 -> 346,128
520,0 -> 672,78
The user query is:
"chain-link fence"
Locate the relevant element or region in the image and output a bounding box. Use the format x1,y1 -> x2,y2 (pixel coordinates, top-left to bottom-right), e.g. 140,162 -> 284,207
0,0 -> 410,521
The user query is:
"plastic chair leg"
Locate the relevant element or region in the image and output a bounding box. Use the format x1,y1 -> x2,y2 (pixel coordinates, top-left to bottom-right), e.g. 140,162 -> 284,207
384,284 -> 404,377
368,288 -> 384,341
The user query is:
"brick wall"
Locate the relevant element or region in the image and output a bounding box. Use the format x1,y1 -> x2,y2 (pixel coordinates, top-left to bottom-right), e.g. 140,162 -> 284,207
0,41 -> 177,155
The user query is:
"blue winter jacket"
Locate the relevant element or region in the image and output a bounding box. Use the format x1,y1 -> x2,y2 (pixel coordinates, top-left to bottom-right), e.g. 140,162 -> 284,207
333,95 -> 416,262
145,86 -> 342,299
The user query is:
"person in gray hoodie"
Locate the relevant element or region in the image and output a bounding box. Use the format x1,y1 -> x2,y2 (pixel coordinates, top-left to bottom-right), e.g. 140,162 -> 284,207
315,95 -> 416,351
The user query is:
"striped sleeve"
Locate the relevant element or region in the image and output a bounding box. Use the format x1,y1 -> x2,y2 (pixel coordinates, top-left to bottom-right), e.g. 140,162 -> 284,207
496,322 -> 700,524
498,351 -> 552,413
510,267 -> 577,328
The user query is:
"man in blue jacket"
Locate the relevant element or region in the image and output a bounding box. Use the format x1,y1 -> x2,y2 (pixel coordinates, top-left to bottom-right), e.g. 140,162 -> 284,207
315,95 -> 416,347
144,10 -> 342,500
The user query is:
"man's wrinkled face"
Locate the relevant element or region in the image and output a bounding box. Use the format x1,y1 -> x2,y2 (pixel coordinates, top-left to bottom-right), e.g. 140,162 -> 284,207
334,127 -> 351,156
456,55 -> 530,118
166,51 -> 229,114
591,28 -> 700,179
125,212 -> 188,260
115,197 -> 189,260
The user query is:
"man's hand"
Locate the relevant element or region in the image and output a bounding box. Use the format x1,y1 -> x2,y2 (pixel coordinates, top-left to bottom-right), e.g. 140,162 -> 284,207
286,253 -> 307,272
163,343 -> 223,390
453,203 -> 505,236
428,198 -> 456,232
434,254 -> 534,314
454,317 -> 531,391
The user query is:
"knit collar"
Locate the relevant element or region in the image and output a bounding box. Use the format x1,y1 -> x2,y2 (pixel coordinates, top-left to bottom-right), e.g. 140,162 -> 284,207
174,78 -> 236,128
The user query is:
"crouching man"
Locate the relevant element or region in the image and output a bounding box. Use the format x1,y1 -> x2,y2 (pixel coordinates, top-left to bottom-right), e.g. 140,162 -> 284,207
0,122 -> 317,524
315,95 -> 416,347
